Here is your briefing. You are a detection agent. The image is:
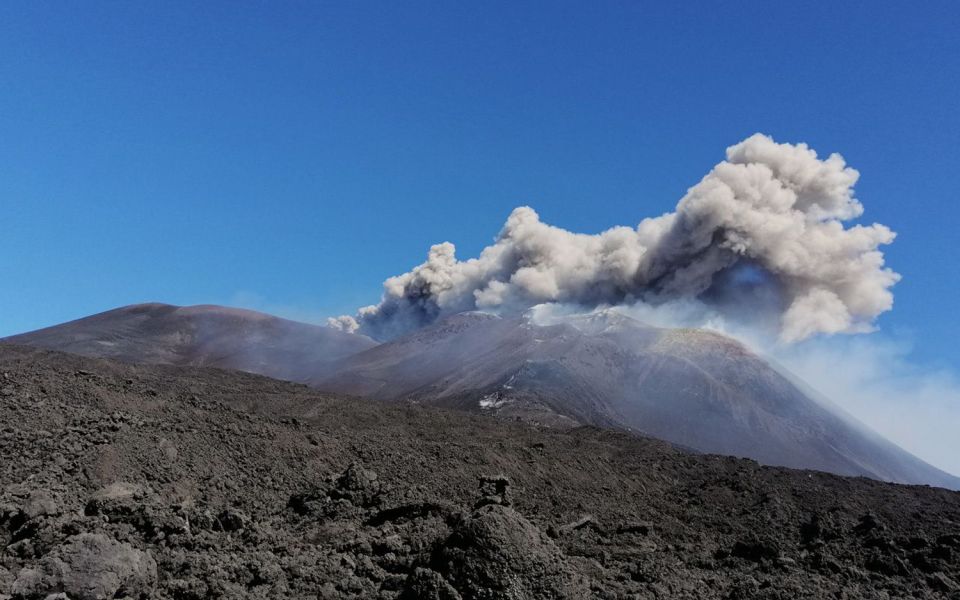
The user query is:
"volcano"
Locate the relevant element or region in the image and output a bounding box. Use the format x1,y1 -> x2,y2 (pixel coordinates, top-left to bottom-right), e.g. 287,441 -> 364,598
316,309 -> 960,489
5,303 -> 958,489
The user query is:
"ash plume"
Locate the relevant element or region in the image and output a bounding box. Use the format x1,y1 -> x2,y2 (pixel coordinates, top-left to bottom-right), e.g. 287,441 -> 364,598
333,134 -> 899,342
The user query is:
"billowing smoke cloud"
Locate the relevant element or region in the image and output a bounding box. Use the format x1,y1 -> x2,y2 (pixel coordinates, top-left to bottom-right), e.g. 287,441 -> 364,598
333,134 -> 899,342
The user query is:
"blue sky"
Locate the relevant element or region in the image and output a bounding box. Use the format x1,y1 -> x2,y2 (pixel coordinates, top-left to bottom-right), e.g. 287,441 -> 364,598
1,1 -> 958,369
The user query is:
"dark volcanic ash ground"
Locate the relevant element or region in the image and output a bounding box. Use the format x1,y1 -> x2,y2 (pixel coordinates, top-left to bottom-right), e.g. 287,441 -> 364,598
1,345 -> 960,599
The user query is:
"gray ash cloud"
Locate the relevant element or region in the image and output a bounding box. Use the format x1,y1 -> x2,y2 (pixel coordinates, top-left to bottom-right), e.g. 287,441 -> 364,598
333,134 -> 898,342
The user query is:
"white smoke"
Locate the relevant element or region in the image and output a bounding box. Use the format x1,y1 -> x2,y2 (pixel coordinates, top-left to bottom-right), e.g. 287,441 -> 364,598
775,336 -> 960,477
334,134 -> 899,342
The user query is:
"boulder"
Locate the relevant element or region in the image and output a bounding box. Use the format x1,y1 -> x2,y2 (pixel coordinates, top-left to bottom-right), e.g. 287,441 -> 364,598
401,568 -> 462,600
12,534 -> 156,600
19,492 -> 59,521
435,504 -> 588,599
331,463 -> 382,507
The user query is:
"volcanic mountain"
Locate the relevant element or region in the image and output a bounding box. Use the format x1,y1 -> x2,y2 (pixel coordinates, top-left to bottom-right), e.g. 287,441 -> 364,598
316,310 -> 960,489
5,303 -> 958,490
0,303 -> 376,383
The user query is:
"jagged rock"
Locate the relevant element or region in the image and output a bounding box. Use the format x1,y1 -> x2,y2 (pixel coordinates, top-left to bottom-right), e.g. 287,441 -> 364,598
0,565 -> 12,591
85,482 -> 146,516
938,533 -> 960,548
901,536 -> 930,550
213,508 -> 249,532
932,543 -> 954,561
163,577 -> 208,600
435,504 -> 589,599
474,475 -> 511,508
854,513 -> 884,535
556,514 -> 602,536
400,568 -> 462,600
18,493 -> 58,521
908,551 -> 938,574
287,488 -> 331,518
12,533 -> 157,600
800,513 -> 828,545
730,538 -> 780,563
616,522 -> 652,535
928,572 -> 959,593
331,463 -> 382,507
83,483 -> 187,541
865,552 -> 910,576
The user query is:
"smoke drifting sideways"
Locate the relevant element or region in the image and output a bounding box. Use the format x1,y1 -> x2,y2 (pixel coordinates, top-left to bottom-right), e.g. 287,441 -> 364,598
331,134 -> 900,344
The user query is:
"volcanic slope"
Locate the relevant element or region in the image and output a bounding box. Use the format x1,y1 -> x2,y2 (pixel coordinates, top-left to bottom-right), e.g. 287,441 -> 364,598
2,344 -> 960,599
1,303 -> 377,383
316,310 -> 960,490
7,303 -> 959,490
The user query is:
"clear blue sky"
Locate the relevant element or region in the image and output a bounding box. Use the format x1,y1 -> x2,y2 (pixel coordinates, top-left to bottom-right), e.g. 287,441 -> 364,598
1,2 -> 958,368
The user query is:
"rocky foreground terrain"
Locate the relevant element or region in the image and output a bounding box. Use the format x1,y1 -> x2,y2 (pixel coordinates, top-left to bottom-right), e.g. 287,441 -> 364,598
1,344 -> 959,599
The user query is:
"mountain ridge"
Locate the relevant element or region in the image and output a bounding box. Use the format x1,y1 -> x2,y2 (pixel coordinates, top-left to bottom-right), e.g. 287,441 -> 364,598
0,302 -> 377,383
